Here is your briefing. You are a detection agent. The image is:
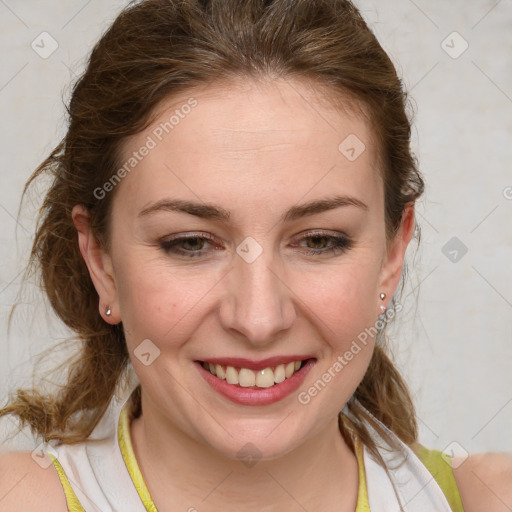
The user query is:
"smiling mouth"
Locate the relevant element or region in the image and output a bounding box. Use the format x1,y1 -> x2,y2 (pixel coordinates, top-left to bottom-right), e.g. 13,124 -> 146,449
199,359 -> 311,389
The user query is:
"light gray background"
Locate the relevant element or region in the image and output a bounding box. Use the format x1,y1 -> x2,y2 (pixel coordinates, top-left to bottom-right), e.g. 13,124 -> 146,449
0,0 -> 511,456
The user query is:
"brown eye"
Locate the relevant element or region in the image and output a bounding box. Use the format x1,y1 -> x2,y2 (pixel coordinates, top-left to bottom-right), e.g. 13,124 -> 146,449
305,235 -> 330,249
159,233 -> 220,258
181,237 -> 206,251
296,232 -> 353,256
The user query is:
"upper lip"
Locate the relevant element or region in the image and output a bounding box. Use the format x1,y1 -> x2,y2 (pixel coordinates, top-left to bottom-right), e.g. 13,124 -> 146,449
197,356 -> 315,371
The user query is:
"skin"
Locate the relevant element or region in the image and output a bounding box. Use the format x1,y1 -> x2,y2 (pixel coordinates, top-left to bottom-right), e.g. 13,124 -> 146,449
73,76 -> 415,512
1,79 -> 511,512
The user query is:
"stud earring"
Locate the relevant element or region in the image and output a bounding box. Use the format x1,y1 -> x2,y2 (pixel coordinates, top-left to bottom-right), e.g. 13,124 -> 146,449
379,293 -> 386,313
105,307 -> 112,317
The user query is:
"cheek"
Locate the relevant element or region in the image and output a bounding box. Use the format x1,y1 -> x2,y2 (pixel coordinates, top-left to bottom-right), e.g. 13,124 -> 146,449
294,261 -> 381,337
114,256 -> 221,349
295,268 -> 380,402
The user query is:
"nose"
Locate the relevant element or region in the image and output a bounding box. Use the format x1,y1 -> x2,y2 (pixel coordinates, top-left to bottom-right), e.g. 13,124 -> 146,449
218,248 -> 296,346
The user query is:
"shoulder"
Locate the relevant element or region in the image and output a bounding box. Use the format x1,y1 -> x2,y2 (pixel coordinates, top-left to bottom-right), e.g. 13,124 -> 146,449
452,451 -> 512,512
0,450 -> 68,512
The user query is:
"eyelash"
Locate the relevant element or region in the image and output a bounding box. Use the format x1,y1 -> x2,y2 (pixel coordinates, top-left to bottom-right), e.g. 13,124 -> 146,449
158,231 -> 353,258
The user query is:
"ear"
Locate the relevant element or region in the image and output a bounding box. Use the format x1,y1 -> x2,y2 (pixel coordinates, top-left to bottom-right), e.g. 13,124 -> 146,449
377,202 -> 416,311
72,204 -> 120,324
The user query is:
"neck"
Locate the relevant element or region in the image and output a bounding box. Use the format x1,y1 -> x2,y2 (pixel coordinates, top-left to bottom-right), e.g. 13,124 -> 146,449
129,394 -> 359,512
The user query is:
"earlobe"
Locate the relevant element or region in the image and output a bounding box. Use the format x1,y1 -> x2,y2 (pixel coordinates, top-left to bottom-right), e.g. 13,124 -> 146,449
71,204 -> 120,323
377,203 -> 416,310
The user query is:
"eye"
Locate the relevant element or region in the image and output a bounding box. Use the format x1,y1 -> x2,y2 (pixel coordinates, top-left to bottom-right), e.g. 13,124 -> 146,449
158,230 -> 353,259
159,233 -> 220,258
294,231 -> 353,256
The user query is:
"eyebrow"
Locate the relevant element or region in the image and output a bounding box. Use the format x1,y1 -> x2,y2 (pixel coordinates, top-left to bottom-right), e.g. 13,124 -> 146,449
138,195 -> 368,223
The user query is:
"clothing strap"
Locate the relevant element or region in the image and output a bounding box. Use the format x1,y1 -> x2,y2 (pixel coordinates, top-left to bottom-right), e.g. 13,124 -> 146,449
48,454 -> 85,512
43,392 -> 147,512
45,390 -> 463,512
413,444 -> 465,511
343,400 -> 463,511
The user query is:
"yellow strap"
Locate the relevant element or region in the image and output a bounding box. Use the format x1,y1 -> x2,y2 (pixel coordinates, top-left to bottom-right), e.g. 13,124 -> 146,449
49,403 -> 464,512
118,406 -> 159,512
46,404 -> 384,512
119,406 -> 370,512
49,453 -> 86,512
354,438 -> 371,511
352,439 -> 464,511
414,444 -> 465,511
340,414 -> 463,510
48,406 -> 160,512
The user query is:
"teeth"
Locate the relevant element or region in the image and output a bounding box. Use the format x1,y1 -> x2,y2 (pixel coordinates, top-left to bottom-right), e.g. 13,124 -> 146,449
255,368 -> 275,388
274,364 -> 286,383
225,366 -> 239,385
203,360 -> 306,388
215,364 -> 225,380
239,368 -> 256,387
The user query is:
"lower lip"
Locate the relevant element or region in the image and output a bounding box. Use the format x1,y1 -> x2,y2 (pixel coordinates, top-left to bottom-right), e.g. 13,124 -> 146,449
195,359 -> 316,406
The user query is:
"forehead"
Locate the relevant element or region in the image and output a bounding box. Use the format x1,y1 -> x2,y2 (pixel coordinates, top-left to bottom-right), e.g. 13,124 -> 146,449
114,77 -> 382,214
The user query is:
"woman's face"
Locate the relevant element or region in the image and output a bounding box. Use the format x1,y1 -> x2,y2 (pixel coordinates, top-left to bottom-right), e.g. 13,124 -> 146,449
79,77 -> 413,460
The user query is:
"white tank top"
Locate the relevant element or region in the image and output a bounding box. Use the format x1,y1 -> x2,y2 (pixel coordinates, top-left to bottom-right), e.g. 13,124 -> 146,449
40,387 -> 457,511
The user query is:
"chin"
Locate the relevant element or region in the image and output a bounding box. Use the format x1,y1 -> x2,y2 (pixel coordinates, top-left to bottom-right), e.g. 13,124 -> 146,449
196,414 -> 314,464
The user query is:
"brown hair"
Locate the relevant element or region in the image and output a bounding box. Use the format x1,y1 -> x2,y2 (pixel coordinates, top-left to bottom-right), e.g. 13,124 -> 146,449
1,0 -> 423,468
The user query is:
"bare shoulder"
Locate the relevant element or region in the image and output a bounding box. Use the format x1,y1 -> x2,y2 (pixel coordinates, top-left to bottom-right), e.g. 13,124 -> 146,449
452,451 -> 512,512
0,450 -> 67,512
